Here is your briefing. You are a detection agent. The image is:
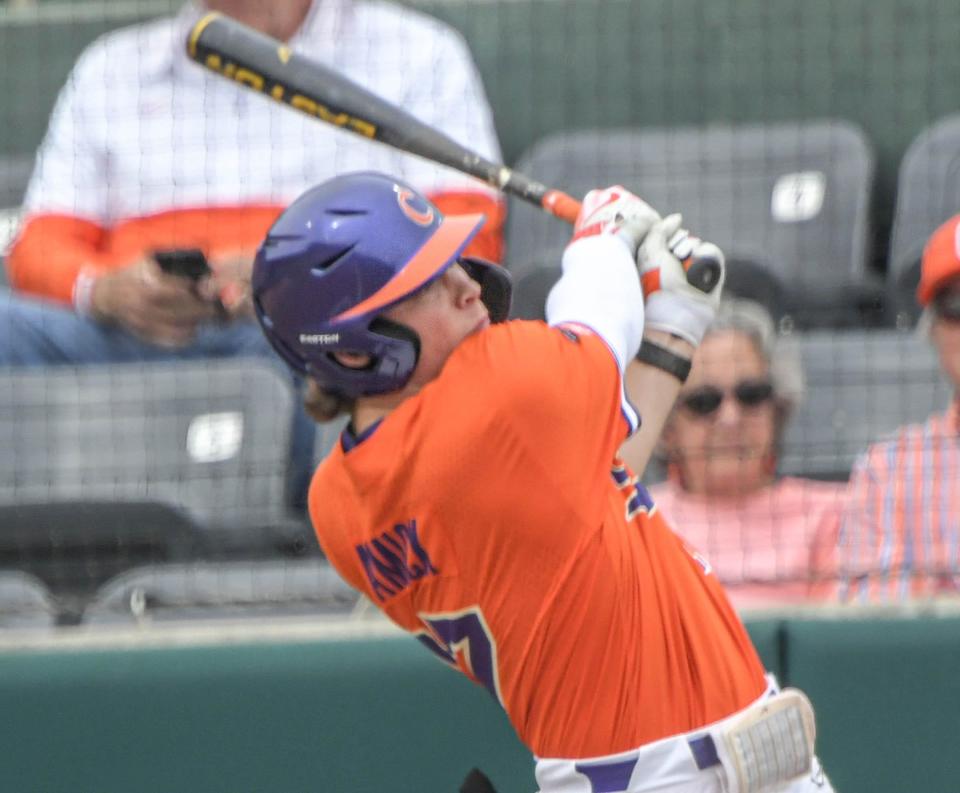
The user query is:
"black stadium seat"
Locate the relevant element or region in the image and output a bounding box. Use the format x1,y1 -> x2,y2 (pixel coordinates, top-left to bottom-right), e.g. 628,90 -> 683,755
0,359 -> 311,556
0,570 -> 57,629
84,559 -> 359,624
887,114 -> 960,326
0,500 -> 202,624
780,328 -> 953,481
506,120 -> 881,328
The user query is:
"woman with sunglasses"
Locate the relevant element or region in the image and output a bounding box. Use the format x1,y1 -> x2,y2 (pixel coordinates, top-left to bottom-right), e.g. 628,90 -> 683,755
838,215 -> 960,602
628,298 -> 845,608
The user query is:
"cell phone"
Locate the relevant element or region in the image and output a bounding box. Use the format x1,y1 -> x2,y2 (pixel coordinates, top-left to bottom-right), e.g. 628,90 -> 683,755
153,248 -> 211,281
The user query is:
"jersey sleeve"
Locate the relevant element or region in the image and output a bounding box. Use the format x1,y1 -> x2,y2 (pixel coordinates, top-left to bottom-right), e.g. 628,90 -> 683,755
545,234 -> 645,434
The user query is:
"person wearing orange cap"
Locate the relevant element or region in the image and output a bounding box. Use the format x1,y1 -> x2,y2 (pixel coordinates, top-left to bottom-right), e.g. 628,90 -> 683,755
837,214 -> 960,602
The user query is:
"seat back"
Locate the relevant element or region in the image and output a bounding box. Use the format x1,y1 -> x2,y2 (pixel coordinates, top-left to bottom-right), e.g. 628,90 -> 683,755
0,570 -> 56,629
506,120 -> 877,327
84,559 -> 359,624
0,359 -> 299,547
0,500 -> 203,621
887,114 -> 960,325
780,329 -> 952,480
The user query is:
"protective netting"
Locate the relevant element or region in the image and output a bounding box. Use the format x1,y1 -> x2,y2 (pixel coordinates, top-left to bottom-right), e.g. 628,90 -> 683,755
0,0 -> 957,627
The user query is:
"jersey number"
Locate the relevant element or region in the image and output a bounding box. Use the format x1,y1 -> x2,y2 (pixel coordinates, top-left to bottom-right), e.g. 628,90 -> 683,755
416,607 -> 503,705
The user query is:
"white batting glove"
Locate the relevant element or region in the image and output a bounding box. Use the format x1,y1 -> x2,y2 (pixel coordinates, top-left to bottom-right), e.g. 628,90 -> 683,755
566,185 -> 661,257
638,213 -> 726,346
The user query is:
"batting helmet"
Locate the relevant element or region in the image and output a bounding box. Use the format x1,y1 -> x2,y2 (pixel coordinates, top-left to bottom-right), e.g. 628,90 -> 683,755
252,172 -> 511,397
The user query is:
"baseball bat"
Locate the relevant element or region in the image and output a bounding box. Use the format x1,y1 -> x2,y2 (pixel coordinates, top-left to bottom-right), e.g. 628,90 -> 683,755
186,12 -> 580,223
185,13 -> 720,292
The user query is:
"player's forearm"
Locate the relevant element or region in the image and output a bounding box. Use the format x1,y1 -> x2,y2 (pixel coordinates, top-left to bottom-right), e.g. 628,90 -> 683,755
619,330 -> 694,477
545,235 -> 645,371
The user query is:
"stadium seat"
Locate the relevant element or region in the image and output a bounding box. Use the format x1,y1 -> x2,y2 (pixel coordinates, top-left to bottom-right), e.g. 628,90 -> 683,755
512,255 -> 788,324
0,359 -> 312,555
506,120 -> 881,327
84,558 -> 359,624
887,114 -> 960,325
0,570 -> 57,629
0,500 -> 203,624
780,328 -> 953,480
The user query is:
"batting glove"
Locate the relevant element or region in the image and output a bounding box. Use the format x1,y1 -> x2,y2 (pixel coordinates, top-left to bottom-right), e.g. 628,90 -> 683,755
638,213 -> 726,346
566,185 -> 661,257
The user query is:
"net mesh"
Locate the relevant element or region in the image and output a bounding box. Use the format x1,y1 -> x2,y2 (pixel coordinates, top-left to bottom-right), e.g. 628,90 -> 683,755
0,0 -> 957,628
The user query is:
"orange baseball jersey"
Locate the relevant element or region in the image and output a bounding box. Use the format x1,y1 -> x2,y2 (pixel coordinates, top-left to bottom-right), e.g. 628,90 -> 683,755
309,320 -> 766,759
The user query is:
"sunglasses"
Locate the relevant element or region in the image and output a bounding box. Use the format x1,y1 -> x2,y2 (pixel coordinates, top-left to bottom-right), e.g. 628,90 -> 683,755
679,379 -> 775,417
933,290 -> 960,322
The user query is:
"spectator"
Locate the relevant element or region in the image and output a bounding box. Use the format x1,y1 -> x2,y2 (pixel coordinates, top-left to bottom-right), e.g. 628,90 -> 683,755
0,0 -> 503,360
636,299 -> 845,608
838,215 -> 960,602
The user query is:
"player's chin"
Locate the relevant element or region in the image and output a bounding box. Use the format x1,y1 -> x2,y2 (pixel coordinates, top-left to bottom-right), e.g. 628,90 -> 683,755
468,314 -> 491,336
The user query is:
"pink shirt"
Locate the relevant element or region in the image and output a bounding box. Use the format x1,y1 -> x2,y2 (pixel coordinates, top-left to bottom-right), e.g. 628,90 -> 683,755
650,477 -> 846,608
838,400 -> 960,602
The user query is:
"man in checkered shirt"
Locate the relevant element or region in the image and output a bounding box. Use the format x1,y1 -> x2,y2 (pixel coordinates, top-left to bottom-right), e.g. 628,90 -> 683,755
0,0 -> 502,360
838,214 -> 960,601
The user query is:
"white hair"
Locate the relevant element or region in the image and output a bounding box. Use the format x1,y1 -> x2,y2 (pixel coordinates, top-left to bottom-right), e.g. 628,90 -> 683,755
705,297 -> 805,427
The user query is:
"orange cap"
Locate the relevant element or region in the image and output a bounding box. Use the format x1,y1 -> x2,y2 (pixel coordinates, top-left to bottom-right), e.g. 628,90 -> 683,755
918,214 -> 960,306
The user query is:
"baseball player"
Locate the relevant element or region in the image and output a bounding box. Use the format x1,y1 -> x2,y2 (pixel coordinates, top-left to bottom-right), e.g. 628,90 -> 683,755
252,171 -> 833,793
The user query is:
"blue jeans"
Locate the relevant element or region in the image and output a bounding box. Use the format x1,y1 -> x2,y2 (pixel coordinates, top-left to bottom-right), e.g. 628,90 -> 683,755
0,288 -> 315,511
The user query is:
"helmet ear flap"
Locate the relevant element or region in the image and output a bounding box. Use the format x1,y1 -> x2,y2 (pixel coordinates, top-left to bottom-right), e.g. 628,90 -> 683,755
460,257 -> 513,323
367,316 -> 422,379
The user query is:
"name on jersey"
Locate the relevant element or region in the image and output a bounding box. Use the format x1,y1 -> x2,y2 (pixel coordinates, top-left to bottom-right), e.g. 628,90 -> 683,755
355,520 -> 438,602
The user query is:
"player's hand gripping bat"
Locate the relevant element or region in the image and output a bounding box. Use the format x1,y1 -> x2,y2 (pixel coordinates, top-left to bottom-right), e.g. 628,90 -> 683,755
185,12 -> 721,293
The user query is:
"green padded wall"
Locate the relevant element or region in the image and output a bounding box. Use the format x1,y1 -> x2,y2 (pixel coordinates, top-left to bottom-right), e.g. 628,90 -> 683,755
786,616 -> 960,793
742,617 -> 784,681
0,636 -> 535,793
0,619 -> 955,791
0,621 -> 781,792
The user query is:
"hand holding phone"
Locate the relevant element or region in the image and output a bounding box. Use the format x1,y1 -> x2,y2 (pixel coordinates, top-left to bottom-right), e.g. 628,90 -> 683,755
152,248 -> 212,281
152,248 -> 228,321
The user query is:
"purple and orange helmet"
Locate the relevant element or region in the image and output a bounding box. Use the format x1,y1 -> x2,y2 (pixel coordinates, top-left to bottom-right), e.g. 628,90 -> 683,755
252,172 -> 511,397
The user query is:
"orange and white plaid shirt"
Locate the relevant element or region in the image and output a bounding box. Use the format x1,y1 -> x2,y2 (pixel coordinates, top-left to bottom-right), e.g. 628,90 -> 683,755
838,398 -> 960,601
6,0 -> 504,304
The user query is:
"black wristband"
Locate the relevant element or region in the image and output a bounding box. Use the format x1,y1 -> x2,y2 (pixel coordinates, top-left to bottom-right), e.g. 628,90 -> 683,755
635,340 -> 692,382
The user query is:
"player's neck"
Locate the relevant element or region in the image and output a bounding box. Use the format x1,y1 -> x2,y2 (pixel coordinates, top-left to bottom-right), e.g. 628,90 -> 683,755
351,392 -> 409,435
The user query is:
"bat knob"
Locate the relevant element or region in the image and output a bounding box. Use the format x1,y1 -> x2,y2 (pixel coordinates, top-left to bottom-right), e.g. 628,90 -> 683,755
686,256 -> 722,293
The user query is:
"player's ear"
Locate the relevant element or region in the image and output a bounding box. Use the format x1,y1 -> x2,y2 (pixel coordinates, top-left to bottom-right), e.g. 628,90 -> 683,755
333,350 -> 373,369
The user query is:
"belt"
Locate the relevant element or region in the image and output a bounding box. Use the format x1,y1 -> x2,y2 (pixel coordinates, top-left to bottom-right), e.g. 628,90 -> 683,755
537,675 -> 784,793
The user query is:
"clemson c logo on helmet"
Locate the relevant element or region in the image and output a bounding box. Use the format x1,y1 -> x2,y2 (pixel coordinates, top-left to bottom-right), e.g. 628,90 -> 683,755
397,188 -> 435,226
